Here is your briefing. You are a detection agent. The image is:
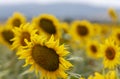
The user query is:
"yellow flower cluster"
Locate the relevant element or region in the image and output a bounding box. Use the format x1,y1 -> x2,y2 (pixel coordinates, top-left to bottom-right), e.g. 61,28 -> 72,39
0,13 -> 73,79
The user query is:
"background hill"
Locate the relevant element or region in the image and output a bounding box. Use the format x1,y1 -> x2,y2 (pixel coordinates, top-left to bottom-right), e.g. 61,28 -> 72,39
0,3 -> 120,22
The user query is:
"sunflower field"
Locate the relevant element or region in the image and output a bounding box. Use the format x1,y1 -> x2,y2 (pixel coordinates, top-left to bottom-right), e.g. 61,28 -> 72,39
0,8 -> 120,79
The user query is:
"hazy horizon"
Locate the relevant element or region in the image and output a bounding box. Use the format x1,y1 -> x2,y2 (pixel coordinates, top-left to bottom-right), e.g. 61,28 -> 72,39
0,3 -> 120,22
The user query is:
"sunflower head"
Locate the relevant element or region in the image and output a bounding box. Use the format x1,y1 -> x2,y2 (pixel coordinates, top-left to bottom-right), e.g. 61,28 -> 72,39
111,28 -> 120,45
86,40 -> 101,59
93,24 -> 101,37
105,70 -> 116,79
100,25 -> 111,42
88,72 -> 104,79
17,35 -> 72,79
11,23 -> 38,50
101,39 -> 120,69
0,25 -> 14,48
88,71 -> 116,79
32,14 -> 61,39
108,8 -> 118,22
6,12 -> 26,27
70,20 -> 93,42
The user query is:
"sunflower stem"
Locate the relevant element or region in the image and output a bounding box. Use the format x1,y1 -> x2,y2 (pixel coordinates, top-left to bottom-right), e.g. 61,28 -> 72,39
116,67 -> 119,79
102,67 -> 105,76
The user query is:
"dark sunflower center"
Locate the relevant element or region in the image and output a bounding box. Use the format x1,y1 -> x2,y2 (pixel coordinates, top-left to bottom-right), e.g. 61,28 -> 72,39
77,25 -> 89,36
32,44 -> 59,71
39,18 -> 56,34
101,29 -> 107,35
21,32 -> 31,46
105,47 -> 115,60
90,45 -> 97,53
117,33 -> 120,40
12,18 -> 21,27
1,30 -> 14,44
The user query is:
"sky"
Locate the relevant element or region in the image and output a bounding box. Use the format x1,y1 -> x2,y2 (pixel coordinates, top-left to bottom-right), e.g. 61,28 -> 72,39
0,0 -> 120,8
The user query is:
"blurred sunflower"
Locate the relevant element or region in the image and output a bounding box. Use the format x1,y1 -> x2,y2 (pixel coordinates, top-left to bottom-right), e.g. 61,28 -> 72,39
88,72 -> 104,79
88,71 -> 116,79
70,20 -> 93,48
100,25 -> 111,42
11,23 -> 37,50
105,70 -> 116,79
86,40 -> 101,59
101,39 -> 120,69
6,12 -> 26,27
108,8 -> 118,22
93,24 -> 101,38
70,20 -> 93,41
0,25 -> 14,48
111,28 -> 120,45
32,14 -> 61,39
17,35 -> 73,79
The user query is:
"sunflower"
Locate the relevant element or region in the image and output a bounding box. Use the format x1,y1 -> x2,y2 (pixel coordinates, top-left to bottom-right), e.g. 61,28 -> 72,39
17,35 -> 73,79
93,23 -> 101,37
88,71 -> 116,79
111,28 -> 120,45
11,23 -> 37,50
6,12 -> 26,27
0,25 -> 14,48
108,8 -> 118,22
32,14 -> 61,39
88,72 -> 104,79
86,40 -> 101,59
100,25 -> 111,42
105,70 -> 116,79
70,20 -> 93,42
101,39 -> 120,69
